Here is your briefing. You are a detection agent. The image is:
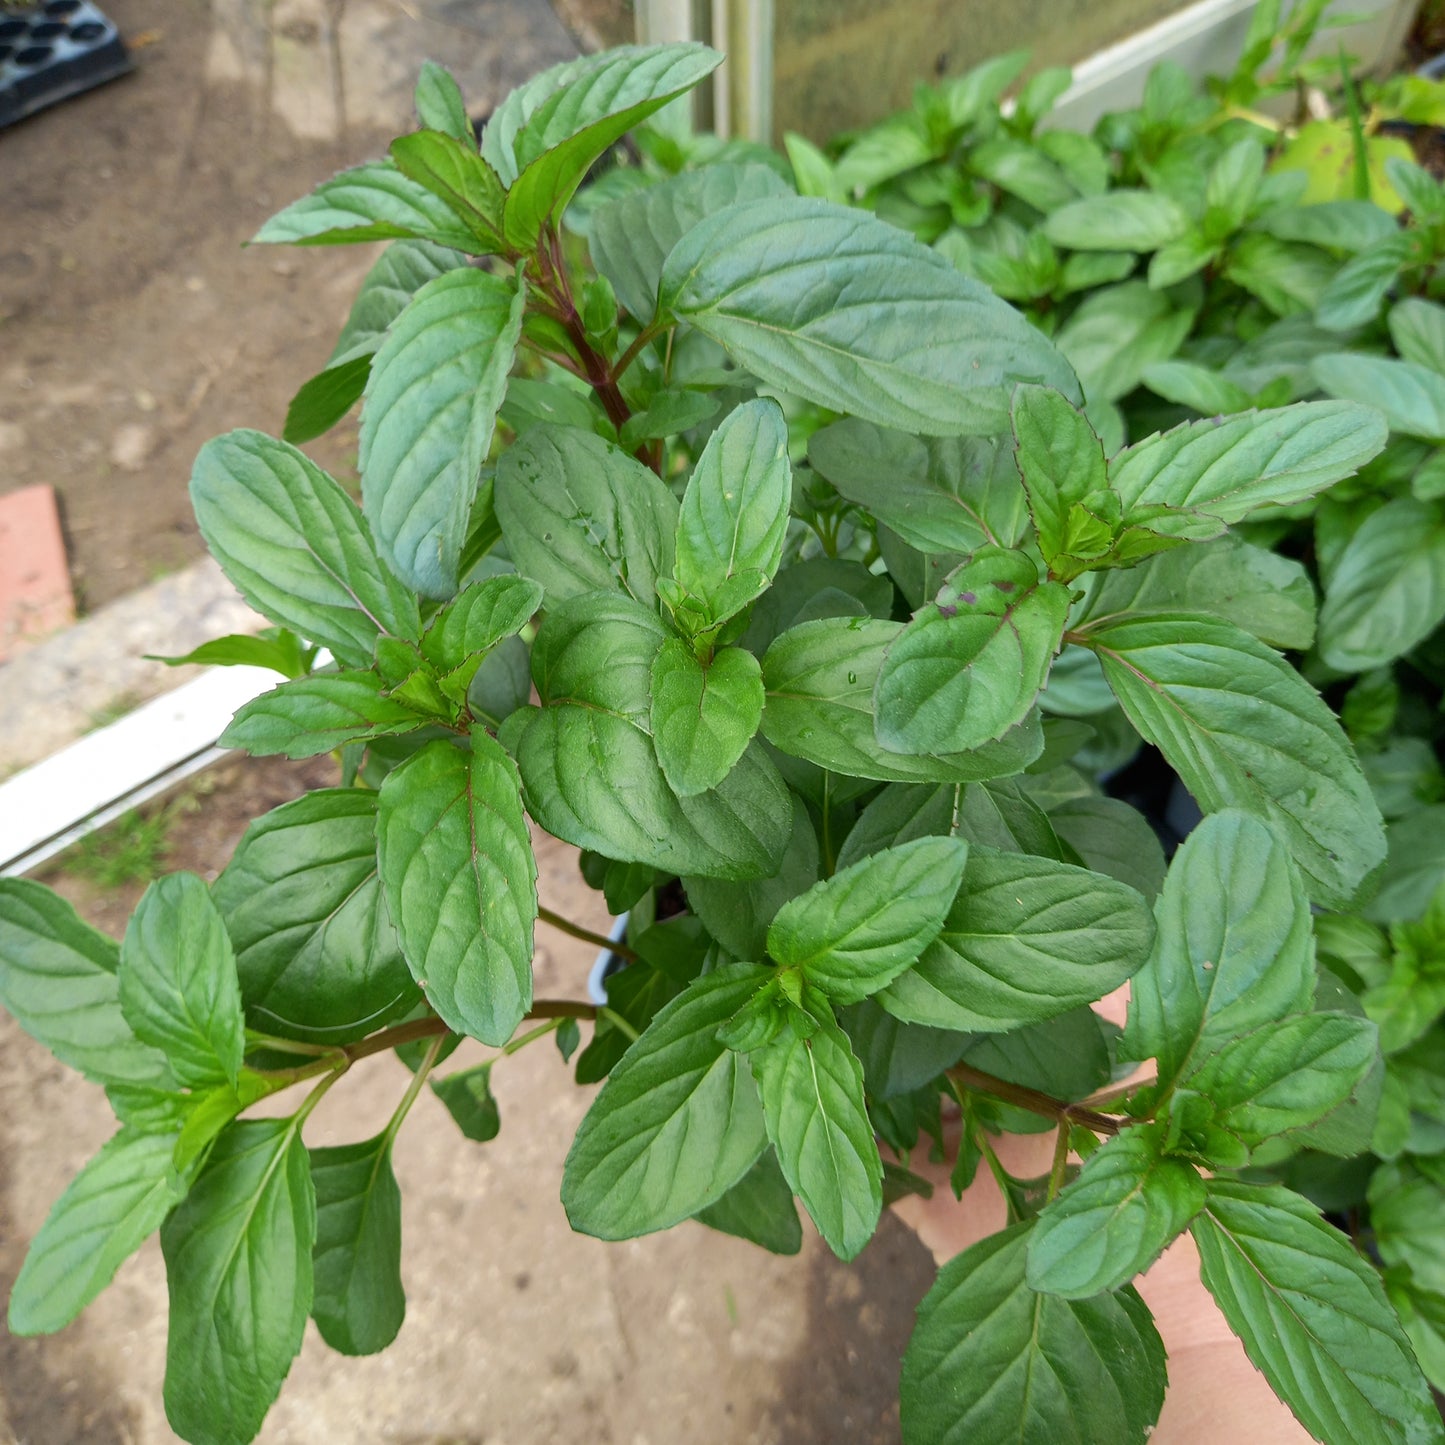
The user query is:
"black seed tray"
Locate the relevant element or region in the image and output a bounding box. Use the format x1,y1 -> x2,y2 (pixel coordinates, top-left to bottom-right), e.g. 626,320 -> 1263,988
0,0 -> 131,128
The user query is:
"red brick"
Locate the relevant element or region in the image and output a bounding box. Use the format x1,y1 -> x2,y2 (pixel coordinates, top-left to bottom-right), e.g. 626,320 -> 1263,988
0,485 -> 75,663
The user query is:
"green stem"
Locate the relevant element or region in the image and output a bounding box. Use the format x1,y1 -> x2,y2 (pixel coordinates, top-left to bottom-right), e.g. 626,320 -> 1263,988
947,1061 -> 1121,1137
345,1016 -> 451,1064
246,1032 -> 338,1060
598,1006 -> 640,1043
821,771 -> 837,877
610,321 -> 664,382
1080,1075 -> 1153,1111
293,1067 -> 343,1128
977,1134 -> 1019,1222
384,1032 -> 447,1145
537,905 -> 639,962
1047,1123 -> 1071,1202
501,1018 -> 562,1056
256,1000 -> 600,1090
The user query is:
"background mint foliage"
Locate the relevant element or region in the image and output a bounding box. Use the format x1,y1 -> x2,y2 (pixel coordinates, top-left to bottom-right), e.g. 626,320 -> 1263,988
3,24 -> 1445,1445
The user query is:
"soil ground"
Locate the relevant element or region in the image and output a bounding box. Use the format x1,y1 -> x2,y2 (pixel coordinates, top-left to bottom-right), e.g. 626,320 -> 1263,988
0,0 -> 578,610
1,762 -> 936,1445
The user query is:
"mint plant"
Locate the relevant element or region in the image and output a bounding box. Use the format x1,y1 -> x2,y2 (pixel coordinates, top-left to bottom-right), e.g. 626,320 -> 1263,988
3,40 -> 1443,1445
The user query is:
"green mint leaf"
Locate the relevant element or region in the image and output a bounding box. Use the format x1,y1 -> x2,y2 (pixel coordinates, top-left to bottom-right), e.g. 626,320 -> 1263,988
1085,614 -> 1384,909
389,131 -> 504,253
1026,1124 -> 1205,1299
650,641 -> 765,797
160,1120 -> 315,1445
148,628 -> 311,678
673,398 -> 791,624
1043,189 -> 1190,251
575,952 -> 690,1086
430,1061 -> 502,1142
1318,498 -> 1445,672
1390,297 -> 1445,375
837,997 -> 970,1100
562,963 -> 772,1238
959,1006 -> 1112,1113
1193,1180 -> 1443,1445
360,267 -> 526,598
1224,233 -> 1333,317
8,1126 -> 188,1336
119,874 -> 245,1089
1203,136 -> 1266,237
1011,385 -> 1110,580
659,196 -> 1079,437
500,44 -> 723,249
901,1222 -> 1166,1444
1388,1279 -> 1445,1395
190,430 -> 420,667
1123,811 -> 1315,1087
1045,796 -> 1166,898
693,1147 -> 802,1256
1142,359 -> 1255,414
1106,402 -> 1387,528
743,554 -> 895,647
413,61 -> 475,142
767,837 -> 968,1005
960,778 -> 1072,862
309,1133 -> 406,1356
716,979 -> 791,1053
808,419 -> 1029,557
1386,155 -> 1445,223
495,423 -> 678,606
531,589 -> 665,726
750,1013 -> 881,1261
377,732 -> 537,1046
500,375 -> 610,438
761,617 -> 1045,784
328,239 -> 466,367
478,52 -> 592,185
1370,1155 -> 1445,1297
683,795 -> 821,960
171,1071 -> 293,1180
419,573 -> 544,689
282,354 -> 372,445
591,162 -> 792,323
1147,230 -> 1217,288
618,388 -> 720,452
555,1015 -> 581,1062
516,705 -> 791,881
879,846 -> 1155,1032
971,136 -> 1077,212
874,546 -> 1070,754
1082,534 -> 1317,653
212,789 -> 419,1045
1176,1012 -> 1380,1149
0,880 -> 171,1086
1366,894 -> 1445,1052
251,159 -> 484,250
219,672 -> 430,759
1313,353 -> 1445,441
1316,233 -> 1416,331
1256,200 -> 1398,254
832,782 -> 956,871
1054,280 -> 1193,404
1368,807 -> 1445,925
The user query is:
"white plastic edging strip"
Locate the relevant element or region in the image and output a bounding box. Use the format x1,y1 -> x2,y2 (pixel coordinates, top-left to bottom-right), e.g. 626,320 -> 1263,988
1049,0 -> 1409,131
0,664 -> 276,877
